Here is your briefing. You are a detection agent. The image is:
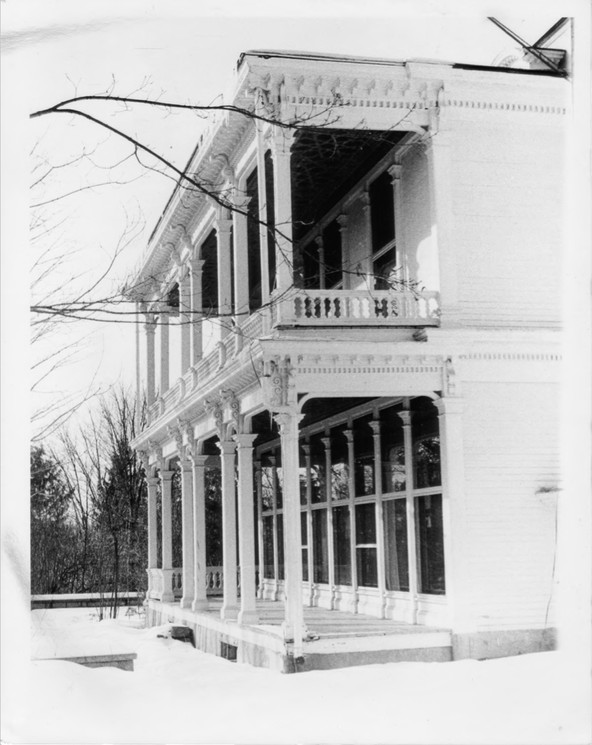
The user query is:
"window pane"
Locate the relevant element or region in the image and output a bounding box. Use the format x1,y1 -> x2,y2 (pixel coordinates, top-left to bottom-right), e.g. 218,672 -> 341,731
312,509 -> 329,584
374,246 -> 397,291
384,499 -> 409,591
354,415 -> 375,497
263,516 -> 274,579
411,397 -> 441,488
277,514 -> 284,581
323,220 -> 342,289
302,548 -> 309,582
261,454 -> 274,511
356,547 -> 378,588
331,425 -> 349,501
355,502 -> 376,545
246,168 -> 262,311
310,434 -> 326,504
369,169 -> 394,252
380,405 -> 405,493
275,460 -> 283,510
415,494 -> 445,595
333,506 -> 351,585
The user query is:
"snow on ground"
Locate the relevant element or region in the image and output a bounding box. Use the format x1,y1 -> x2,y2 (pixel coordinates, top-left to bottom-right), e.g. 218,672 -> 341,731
4,608 -> 590,744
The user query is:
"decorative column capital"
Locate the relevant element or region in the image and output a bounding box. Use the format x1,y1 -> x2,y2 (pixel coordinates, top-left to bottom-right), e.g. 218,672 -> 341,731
179,458 -> 193,473
218,440 -> 237,456
397,410 -> 412,427
336,213 -> 348,232
273,409 -> 304,435
159,469 -> 175,483
343,428 -> 354,443
190,454 -> 209,469
270,127 -> 295,159
144,314 -> 157,334
147,475 -> 160,489
387,163 -> 403,182
369,420 -> 381,437
234,433 -> 259,449
320,436 -> 332,451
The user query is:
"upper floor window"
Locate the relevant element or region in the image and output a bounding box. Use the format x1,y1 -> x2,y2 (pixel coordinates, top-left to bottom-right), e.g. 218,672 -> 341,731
246,169 -> 262,311
201,229 -> 218,312
369,169 -> 397,290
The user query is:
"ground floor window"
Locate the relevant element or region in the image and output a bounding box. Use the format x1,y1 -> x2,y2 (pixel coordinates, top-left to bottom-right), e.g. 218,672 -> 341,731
257,396 -> 446,599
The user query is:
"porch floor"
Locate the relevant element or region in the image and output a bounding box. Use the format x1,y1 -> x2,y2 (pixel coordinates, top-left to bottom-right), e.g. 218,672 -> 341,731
149,597 -> 452,671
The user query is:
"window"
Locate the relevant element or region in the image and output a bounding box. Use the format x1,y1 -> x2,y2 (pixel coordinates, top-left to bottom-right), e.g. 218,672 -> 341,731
246,169 -> 262,311
354,415 -> 375,497
380,405 -> 406,493
415,494 -> 445,595
355,502 -> 378,587
312,509 -> 329,584
263,516 -> 274,579
323,219 -> 342,289
384,498 -> 409,591
411,398 -> 441,489
201,229 -> 218,311
369,169 -> 397,290
331,425 -> 350,501
264,150 -> 276,295
333,505 -> 351,585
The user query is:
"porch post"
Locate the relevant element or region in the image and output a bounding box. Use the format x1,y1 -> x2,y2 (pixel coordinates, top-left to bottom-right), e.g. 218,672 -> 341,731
144,314 -> 156,405
398,409 -> 418,624
270,454 -> 279,600
302,442 -> 314,606
159,469 -> 175,602
146,475 -> 159,596
435,396 -> 468,631
189,258 -> 204,364
274,409 -> 306,658
219,440 -> 239,619
179,459 -> 195,609
270,129 -> 295,295
360,191 -> 373,282
179,265 -> 191,375
344,429 -> 358,613
321,435 -> 336,609
370,419 -> 387,618
337,214 -> 349,290
191,455 -> 209,611
235,433 -> 259,625
387,163 -> 405,283
159,311 -> 170,393
255,460 -> 264,599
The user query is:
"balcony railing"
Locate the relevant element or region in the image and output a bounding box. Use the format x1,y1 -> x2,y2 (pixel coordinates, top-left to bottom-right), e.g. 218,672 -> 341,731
272,289 -> 440,327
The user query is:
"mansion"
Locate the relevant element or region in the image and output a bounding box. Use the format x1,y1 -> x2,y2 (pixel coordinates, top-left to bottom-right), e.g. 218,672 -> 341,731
131,44 -> 568,671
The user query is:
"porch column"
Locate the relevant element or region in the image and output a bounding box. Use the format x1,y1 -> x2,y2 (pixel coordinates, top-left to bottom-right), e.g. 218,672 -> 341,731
387,163 -> 405,283
360,191 -> 373,282
179,266 -> 191,375
344,429 -> 358,613
159,311 -> 170,393
219,440 -> 239,620
370,419 -> 387,618
231,197 -> 250,322
179,459 -> 195,609
269,454 -> 280,600
159,469 -> 175,602
435,396 -> 468,631
235,434 -> 259,625
191,455 -> 209,611
275,409 -> 306,658
216,212 -> 233,338
315,235 -> 326,290
270,129 -> 295,295
337,214 -> 349,290
255,460 -> 264,599
302,442 -> 314,606
321,435 -> 336,608
398,409 -> 418,624
146,475 -> 159,596
144,315 -> 156,405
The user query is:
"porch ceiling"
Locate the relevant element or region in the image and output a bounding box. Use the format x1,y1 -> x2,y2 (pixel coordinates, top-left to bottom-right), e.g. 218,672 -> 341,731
291,128 -> 404,241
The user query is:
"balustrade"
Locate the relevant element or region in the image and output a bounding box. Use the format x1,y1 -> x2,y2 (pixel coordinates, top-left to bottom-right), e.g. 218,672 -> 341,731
147,566 -> 234,601
273,289 -> 440,326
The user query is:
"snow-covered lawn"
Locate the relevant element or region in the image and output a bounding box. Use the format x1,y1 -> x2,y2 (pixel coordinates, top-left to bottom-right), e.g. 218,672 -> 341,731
4,608 -> 590,744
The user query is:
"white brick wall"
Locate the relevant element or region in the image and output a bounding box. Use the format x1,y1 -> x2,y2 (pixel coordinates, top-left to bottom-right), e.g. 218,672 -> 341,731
448,120 -> 565,329
459,380 -> 560,630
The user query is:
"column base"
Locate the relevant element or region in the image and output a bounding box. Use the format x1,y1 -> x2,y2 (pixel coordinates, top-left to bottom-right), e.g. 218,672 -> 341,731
220,604 -> 239,621
237,608 -> 259,626
191,598 -> 209,612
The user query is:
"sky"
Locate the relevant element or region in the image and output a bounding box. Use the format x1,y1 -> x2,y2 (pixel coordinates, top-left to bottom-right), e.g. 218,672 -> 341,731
1,2 -> 590,741
1,0 -> 571,442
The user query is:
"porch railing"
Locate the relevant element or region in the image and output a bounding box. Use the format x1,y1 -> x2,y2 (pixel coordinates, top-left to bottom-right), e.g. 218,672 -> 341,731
272,289 -> 440,327
147,566 -> 229,601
